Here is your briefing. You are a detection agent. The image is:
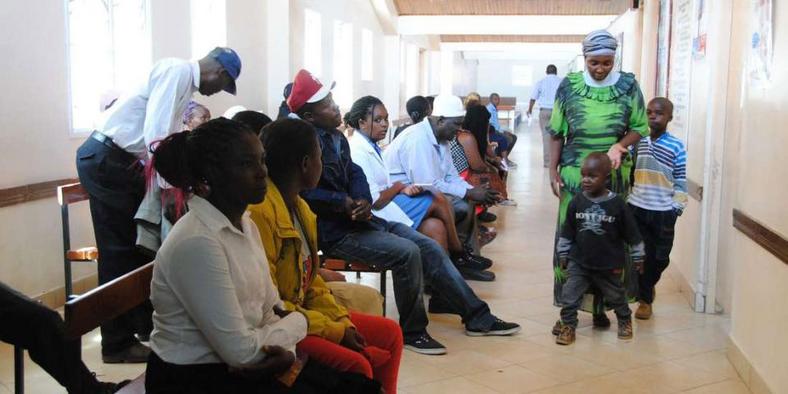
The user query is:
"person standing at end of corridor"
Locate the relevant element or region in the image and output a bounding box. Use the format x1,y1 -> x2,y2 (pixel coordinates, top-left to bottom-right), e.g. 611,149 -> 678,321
528,64 -> 562,168
627,97 -> 687,320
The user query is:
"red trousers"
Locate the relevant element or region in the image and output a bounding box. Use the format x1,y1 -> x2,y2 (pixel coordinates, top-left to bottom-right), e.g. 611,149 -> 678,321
296,312 -> 403,394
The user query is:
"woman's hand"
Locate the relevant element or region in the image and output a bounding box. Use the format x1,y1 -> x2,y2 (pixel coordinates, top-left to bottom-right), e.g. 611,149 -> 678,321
401,185 -> 424,196
607,143 -> 628,169
549,169 -> 563,198
229,345 -> 295,378
340,327 -> 367,352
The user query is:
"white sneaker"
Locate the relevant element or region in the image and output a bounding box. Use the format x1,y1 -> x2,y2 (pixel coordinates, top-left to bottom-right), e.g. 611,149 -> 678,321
499,199 -> 517,206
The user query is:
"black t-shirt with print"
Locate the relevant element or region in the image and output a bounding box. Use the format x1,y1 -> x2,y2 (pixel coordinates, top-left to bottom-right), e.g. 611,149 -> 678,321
560,191 -> 643,270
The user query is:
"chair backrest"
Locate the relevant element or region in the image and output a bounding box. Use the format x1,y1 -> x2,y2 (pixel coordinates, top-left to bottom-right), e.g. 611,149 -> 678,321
57,182 -> 90,206
64,262 -> 154,339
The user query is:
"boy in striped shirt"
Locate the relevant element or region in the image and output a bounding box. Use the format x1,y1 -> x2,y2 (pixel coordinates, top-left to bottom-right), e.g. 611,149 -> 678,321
628,97 -> 687,320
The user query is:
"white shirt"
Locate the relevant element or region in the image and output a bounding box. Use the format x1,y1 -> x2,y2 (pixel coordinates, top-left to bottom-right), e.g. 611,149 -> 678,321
348,132 -> 414,227
150,196 -> 307,367
530,74 -> 562,109
96,58 -> 200,159
383,118 -> 472,198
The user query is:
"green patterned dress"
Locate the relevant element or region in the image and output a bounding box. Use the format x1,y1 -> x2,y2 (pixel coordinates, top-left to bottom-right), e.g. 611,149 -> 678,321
549,71 -> 649,311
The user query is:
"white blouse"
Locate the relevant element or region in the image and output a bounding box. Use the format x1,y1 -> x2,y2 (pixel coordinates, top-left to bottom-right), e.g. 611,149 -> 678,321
150,196 -> 307,367
348,132 -> 414,226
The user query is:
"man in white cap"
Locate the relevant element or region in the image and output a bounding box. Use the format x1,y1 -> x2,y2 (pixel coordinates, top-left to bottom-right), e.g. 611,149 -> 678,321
384,94 -> 502,281
289,70 -> 520,356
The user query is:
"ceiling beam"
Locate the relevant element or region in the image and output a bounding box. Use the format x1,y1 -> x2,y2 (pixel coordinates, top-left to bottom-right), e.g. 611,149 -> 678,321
398,15 -> 617,35
441,35 -> 586,43
393,0 -> 632,16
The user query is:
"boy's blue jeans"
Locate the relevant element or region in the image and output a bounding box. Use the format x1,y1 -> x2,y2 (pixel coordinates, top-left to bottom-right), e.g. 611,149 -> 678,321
560,262 -> 631,328
325,221 -> 495,340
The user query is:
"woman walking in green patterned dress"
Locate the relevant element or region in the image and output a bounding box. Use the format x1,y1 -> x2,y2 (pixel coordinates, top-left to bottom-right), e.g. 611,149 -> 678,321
548,30 -> 649,328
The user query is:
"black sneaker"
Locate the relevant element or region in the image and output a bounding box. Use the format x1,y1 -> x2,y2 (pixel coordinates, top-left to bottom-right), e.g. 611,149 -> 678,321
478,211 -> 497,223
453,253 -> 491,271
404,332 -> 447,355
466,318 -> 521,337
460,249 -> 493,270
458,267 -> 496,282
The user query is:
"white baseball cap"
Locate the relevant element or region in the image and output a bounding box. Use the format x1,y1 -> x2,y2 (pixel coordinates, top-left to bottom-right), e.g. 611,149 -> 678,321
431,95 -> 466,117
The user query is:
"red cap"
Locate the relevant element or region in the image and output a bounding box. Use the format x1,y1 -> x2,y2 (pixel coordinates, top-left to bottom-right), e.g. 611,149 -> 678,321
286,69 -> 334,113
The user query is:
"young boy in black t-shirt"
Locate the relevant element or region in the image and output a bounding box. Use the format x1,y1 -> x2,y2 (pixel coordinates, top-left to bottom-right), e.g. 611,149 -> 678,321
555,153 -> 645,345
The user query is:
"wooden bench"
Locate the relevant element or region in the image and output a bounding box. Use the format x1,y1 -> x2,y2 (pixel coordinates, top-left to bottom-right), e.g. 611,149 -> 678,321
64,262 -> 153,393
321,257 -> 389,316
57,182 -> 99,299
14,262 -> 152,393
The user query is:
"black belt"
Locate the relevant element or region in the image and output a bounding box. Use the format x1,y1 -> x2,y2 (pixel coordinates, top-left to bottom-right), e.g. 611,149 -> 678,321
90,131 -> 121,151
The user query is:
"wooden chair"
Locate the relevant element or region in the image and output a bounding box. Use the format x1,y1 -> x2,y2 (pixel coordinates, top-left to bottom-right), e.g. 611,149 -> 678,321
57,182 -> 98,299
320,257 -> 389,316
13,263 -> 152,394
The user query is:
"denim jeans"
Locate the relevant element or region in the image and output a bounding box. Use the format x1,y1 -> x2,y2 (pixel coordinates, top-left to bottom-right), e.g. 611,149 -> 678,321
560,262 -> 631,328
446,195 -> 480,254
325,221 -> 495,339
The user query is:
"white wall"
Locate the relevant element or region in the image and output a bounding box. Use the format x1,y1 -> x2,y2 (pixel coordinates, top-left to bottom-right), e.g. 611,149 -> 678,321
0,0 -> 273,297
475,59 -> 570,107
289,0 -> 388,113
451,52 -> 478,98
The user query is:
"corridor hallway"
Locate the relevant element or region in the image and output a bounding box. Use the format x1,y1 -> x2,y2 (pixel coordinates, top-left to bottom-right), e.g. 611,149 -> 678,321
393,121 -> 745,393
0,122 -> 747,394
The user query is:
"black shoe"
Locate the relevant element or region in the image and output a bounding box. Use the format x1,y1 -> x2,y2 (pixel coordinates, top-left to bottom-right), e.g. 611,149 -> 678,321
458,267 -> 496,282
466,318 -> 522,337
459,249 -> 493,270
593,313 -> 611,329
404,332 -> 447,355
453,253 -> 491,271
96,379 -> 131,394
428,296 -> 458,315
102,342 -> 151,364
478,211 -> 497,223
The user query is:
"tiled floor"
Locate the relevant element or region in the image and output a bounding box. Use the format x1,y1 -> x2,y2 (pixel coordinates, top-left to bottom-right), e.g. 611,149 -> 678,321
0,122 -> 748,393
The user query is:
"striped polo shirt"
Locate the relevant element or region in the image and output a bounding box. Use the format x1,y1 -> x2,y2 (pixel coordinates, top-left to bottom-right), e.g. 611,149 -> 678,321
628,132 -> 688,213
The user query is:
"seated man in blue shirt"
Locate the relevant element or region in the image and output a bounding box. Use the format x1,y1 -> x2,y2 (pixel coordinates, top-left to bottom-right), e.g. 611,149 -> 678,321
384,95 -> 502,277
486,93 -> 518,169
287,69 -> 520,356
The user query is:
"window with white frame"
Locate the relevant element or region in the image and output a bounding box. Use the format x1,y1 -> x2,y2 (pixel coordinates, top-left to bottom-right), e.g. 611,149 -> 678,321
361,28 -> 373,81
512,65 -> 534,86
67,0 -> 151,132
191,0 -> 226,58
303,8 -> 322,77
332,20 -> 353,109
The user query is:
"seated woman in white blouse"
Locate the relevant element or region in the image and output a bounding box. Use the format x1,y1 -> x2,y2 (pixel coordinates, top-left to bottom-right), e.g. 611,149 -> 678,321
146,118 -> 380,393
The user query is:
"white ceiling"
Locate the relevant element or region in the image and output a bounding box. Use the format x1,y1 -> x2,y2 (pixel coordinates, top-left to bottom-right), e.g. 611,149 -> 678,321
444,42 -> 582,63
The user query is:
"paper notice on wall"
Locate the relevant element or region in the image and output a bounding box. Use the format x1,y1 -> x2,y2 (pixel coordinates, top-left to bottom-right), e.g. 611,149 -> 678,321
748,0 -> 773,86
668,0 -> 693,144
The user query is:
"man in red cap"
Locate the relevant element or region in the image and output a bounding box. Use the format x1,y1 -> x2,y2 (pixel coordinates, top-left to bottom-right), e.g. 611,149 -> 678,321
290,70 -> 520,356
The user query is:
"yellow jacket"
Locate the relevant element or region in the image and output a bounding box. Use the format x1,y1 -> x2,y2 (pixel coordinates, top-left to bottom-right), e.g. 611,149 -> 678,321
248,180 -> 353,344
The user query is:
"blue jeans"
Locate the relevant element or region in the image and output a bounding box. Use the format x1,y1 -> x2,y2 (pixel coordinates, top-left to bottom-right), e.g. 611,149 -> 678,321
325,221 -> 495,339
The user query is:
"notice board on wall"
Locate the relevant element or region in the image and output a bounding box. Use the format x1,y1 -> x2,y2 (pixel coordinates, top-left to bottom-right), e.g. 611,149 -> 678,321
667,0 -> 693,144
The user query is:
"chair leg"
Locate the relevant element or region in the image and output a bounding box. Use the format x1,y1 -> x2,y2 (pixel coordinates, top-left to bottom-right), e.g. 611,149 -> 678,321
379,271 -> 387,317
14,345 -> 24,394
356,271 -> 361,280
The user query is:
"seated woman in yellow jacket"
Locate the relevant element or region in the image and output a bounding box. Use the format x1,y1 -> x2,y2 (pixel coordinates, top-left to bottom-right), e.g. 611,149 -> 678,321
247,119 -> 403,394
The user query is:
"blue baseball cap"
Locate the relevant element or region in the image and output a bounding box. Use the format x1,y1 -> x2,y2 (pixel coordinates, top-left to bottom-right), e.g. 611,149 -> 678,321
208,47 -> 241,95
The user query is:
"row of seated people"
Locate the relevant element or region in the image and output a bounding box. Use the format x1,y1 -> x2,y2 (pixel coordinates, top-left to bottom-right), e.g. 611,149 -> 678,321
143,69 -> 524,391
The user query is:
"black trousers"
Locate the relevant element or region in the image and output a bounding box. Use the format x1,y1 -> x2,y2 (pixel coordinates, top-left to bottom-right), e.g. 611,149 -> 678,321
0,282 -> 102,393
145,352 -> 380,394
76,137 -> 152,353
629,205 -> 678,304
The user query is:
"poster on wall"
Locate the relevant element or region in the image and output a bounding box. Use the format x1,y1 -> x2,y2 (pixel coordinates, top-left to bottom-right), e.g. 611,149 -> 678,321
692,0 -> 708,59
656,0 -> 672,96
667,0 -> 693,144
614,33 -> 624,71
748,0 -> 773,85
